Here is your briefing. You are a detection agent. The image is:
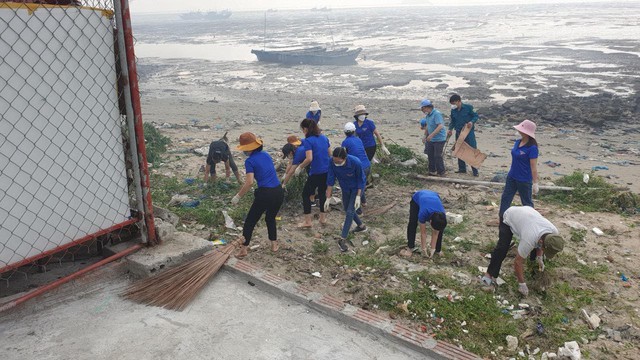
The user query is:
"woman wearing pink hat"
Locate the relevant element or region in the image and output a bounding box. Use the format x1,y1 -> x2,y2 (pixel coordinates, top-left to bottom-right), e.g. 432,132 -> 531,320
498,119 -> 539,217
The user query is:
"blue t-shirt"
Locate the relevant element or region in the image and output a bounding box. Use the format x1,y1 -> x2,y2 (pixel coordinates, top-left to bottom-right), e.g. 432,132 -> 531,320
245,151 -> 280,188
341,135 -> 371,170
412,190 -> 446,224
422,109 -> 447,142
302,135 -> 330,175
327,155 -> 366,191
306,110 -> 321,123
292,145 -> 306,165
508,139 -> 538,182
354,118 -> 377,148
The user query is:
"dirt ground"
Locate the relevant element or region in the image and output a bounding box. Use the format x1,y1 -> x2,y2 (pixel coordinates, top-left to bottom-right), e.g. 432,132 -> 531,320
148,118 -> 640,358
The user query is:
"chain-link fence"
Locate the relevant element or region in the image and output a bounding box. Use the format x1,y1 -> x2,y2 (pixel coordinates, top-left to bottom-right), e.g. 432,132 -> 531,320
0,0 -> 154,304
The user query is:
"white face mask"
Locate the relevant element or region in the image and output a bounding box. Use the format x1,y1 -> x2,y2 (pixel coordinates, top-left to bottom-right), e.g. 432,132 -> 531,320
451,104 -> 457,110
514,131 -> 522,139
357,115 -> 366,121
334,160 -> 346,167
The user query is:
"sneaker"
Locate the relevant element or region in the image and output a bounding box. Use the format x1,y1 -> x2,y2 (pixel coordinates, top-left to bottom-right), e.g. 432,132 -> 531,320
310,199 -> 318,207
352,225 -> 368,233
455,170 -> 466,174
428,172 -> 437,176
338,239 -> 349,252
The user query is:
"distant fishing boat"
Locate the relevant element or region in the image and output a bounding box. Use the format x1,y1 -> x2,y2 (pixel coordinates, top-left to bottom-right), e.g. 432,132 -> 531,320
180,10 -> 231,21
251,47 -> 362,66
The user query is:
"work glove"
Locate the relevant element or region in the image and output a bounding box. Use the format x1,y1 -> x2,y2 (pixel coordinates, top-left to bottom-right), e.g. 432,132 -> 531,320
518,283 -> 529,296
532,182 -> 539,195
231,194 -> 240,205
281,174 -> 287,182
381,145 -> 391,156
294,166 -> 303,177
428,247 -> 437,259
323,199 -> 331,212
354,196 -> 361,210
536,256 -> 545,272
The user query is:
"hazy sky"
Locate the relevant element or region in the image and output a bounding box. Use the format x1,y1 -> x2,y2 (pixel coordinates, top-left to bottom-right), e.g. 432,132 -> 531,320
130,0 -> 634,13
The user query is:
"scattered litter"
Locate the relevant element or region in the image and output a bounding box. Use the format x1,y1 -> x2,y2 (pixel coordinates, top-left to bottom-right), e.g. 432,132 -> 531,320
400,159 -> 418,166
496,277 -> 506,286
222,211 -> 238,230
436,289 -> 457,300
485,253 -> 492,259
537,321 -> 545,335
577,259 -> 587,266
461,321 -> 467,327
168,194 -> 191,206
375,246 -> 391,255
452,272 -> 471,285
193,146 -> 209,156
544,160 -> 561,168
210,239 -> 227,246
429,284 -> 438,291
592,227 -> 604,236
478,266 -> 488,274
184,178 -> 196,185
397,301 -> 410,314
557,341 -> 581,359
591,165 -> 608,171
620,273 -> 628,282
330,278 -> 340,286
248,281 -> 255,286
181,200 -> 200,208
328,196 -> 342,205
518,303 -> 530,309
446,212 -> 464,224
583,173 -> 590,184
311,272 -> 322,278
581,309 -> 601,330
275,216 -> 282,221
249,245 -> 260,250
453,236 -> 465,243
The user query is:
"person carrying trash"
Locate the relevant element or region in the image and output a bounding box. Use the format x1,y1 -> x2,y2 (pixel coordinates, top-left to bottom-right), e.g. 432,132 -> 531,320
342,122 -> 371,212
325,147 -> 367,252
306,100 -> 322,123
231,132 -> 284,258
499,119 -> 539,217
400,190 -> 447,258
353,104 -> 390,161
449,94 -> 480,176
481,206 -> 565,296
281,135 -> 306,187
296,119 -> 331,228
419,99 -> 447,176
204,132 -> 242,184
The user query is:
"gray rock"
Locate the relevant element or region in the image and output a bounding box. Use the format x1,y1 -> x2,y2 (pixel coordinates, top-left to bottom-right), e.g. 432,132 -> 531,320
154,218 -> 176,243
154,205 -> 181,225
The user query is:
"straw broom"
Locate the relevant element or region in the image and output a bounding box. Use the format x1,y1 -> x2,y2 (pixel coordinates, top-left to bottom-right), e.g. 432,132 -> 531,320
122,240 -> 240,310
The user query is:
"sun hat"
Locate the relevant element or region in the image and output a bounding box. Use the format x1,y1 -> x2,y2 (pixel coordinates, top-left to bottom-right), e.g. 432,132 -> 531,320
420,99 -> 432,107
309,101 -> 321,112
236,132 -> 263,151
543,234 -> 565,259
354,104 -> 368,116
514,119 -> 537,139
344,122 -> 356,133
287,135 -> 302,146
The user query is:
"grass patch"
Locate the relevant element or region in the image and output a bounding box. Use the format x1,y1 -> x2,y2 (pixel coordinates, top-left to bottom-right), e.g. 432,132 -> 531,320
143,123 -> 171,164
335,253 -> 392,271
375,144 -> 429,187
312,240 -> 329,255
540,171 -> 639,214
570,228 -> 587,242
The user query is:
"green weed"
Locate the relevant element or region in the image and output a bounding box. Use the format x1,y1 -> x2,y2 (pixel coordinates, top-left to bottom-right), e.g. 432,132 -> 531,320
143,123 -> 171,164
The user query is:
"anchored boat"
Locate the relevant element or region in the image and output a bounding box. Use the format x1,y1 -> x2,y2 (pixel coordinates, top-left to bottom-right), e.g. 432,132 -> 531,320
251,47 -> 362,66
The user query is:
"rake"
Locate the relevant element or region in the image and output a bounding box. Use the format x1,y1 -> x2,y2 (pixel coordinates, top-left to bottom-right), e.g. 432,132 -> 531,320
122,240 -> 240,310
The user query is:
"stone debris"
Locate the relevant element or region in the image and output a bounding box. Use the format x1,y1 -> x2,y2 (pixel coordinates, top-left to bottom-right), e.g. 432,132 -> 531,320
446,212 -> 464,224
506,335 -> 518,352
311,272 -> 322,278
563,220 -> 588,231
592,227 -> 604,236
557,341 -> 581,359
453,272 -> 472,285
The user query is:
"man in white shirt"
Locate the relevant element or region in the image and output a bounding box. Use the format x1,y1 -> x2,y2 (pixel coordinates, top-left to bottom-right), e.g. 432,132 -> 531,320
481,206 -> 565,296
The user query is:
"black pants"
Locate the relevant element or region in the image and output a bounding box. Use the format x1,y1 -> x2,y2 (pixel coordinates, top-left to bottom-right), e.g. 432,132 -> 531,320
303,173 -> 327,214
487,217 -> 537,278
426,141 -> 446,175
242,186 -> 284,246
365,145 -> 377,161
407,199 -> 443,252
209,157 -> 238,175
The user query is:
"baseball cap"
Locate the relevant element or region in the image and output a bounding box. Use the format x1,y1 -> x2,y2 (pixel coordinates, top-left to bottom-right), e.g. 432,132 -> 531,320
344,122 -> 356,133
420,99 -> 432,107
544,234 -> 565,259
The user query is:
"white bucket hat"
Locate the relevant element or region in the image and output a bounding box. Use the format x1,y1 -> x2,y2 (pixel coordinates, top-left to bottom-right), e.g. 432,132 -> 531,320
309,101 -> 321,112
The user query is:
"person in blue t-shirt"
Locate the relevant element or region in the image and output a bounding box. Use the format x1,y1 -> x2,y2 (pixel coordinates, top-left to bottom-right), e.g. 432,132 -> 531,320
305,100 -> 322,123
353,104 -> 390,161
449,94 -> 480,176
342,122 -> 371,211
325,147 -> 368,252
281,135 -> 306,187
400,190 -> 447,258
499,119 -> 539,217
419,99 -> 447,176
296,119 -> 331,228
231,132 -> 284,258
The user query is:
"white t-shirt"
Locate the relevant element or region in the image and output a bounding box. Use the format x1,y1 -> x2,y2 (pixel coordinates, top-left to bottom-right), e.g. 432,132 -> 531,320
503,206 -> 559,258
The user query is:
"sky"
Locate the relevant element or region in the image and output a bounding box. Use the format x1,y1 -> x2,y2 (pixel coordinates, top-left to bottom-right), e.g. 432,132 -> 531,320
130,0 -> 637,13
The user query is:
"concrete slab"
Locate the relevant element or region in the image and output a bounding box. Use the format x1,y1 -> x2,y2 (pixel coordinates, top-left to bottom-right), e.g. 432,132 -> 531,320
0,265 -> 429,360
125,232 -> 213,278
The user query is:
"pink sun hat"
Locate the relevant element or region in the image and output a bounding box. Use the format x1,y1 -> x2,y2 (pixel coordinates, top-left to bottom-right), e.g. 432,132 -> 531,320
514,119 -> 537,139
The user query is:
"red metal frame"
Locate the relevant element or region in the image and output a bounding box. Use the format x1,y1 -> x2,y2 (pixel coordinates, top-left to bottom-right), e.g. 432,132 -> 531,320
120,0 -> 157,245
0,243 -> 143,313
0,218 -> 137,275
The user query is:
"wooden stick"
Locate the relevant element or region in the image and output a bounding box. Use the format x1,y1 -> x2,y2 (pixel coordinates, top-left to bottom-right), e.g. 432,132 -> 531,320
412,174 -> 629,191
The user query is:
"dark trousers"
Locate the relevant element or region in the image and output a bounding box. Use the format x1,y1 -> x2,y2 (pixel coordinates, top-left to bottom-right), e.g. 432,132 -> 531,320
426,141 -> 446,175
303,173 -> 327,214
361,167 -> 370,204
242,187 -> 284,245
499,175 -> 533,217
209,157 -> 238,175
365,146 -> 377,161
455,130 -> 478,175
407,199 -> 444,252
487,217 -> 512,278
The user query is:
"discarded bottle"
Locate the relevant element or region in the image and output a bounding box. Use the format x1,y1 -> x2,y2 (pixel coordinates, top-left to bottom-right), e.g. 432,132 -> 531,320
536,321 -> 545,335
620,273 -> 629,282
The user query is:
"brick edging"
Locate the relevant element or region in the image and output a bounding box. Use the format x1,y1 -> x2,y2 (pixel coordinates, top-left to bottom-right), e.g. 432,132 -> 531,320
223,257 -> 480,360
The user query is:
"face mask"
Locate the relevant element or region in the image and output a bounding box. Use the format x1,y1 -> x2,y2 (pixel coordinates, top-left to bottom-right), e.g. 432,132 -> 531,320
514,131 -> 522,139
357,115 -> 366,121
334,160 -> 346,167
451,104 -> 457,110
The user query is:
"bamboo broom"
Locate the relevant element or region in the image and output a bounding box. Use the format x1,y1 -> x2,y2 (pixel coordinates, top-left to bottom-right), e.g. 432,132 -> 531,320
122,240 -> 240,310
